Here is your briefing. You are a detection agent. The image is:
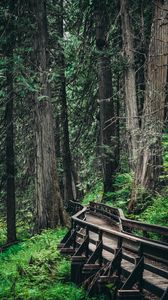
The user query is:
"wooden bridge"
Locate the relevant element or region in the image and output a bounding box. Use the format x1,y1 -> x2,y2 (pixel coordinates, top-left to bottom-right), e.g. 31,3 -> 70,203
58,201 -> 168,299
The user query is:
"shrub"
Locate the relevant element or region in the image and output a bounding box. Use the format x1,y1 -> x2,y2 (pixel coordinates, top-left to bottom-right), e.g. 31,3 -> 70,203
82,182 -> 103,205
140,194 -> 168,227
105,173 -> 133,211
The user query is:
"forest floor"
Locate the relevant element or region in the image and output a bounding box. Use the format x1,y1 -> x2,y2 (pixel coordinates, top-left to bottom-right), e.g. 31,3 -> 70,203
0,228 -> 97,300
0,175 -> 167,299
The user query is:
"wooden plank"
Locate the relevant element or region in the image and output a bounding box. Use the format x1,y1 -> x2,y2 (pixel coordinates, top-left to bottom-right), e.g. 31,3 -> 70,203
89,209 -> 119,222
73,213 -> 168,257
121,257 -> 144,290
122,219 -> 168,236
62,229 -> 77,248
59,201 -> 168,299
142,278 -> 165,297
144,262 -> 168,279
98,275 -> 118,283
86,263 -> 110,295
60,248 -> 75,255
104,248 -> 122,277
74,235 -> 89,256
87,241 -> 103,264
118,290 -> 140,295
117,290 -> 142,299
90,202 -> 119,216
161,287 -> 168,300
102,243 -> 115,254
122,253 -> 135,264
76,231 -> 85,239
82,264 -> 100,282
142,243 -> 168,264
121,266 -> 167,297
83,263 -> 100,270
125,231 -> 168,246
71,256 -> 87,284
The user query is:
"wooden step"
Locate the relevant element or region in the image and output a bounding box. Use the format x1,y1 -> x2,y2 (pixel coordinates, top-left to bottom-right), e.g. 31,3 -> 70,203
117,290 -> 143,299
60,248 -> 75,255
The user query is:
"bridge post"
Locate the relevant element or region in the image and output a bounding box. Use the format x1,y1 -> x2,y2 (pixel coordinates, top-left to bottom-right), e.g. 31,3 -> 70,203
117,236 -> 123,249
98,230 -> 103,266
85,227 -> 89,258
71,256 -> 87,285
115,247 -> 122,282
136,243 -> 144,292
97,275 -> 118,300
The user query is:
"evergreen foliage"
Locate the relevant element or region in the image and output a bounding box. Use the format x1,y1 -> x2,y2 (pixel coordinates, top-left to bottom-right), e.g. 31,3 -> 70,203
0,0 -> 168,297
0,0 -> 167,239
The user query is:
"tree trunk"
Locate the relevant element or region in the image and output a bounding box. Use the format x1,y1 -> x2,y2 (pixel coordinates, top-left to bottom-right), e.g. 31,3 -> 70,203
5,0 -> 16,243
120,0 -> 140,169
58,0 -> 74,206
60,70 -> 74,205
95,0 -> 118,195
129,0 -> 168,210
31,0 -> 65,231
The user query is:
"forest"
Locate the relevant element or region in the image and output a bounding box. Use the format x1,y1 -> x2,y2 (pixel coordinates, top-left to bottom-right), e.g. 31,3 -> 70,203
0,0 -> 168,299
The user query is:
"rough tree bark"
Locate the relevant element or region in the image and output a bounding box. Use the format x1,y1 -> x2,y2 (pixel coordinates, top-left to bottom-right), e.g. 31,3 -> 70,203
5,0 -> 16,243
129,0 -> 168,210
120,0 -> 140,169
95,0 -> 118,195
31,0 -> 65,231
60,55 -> 74,205
57,0 -> 74,206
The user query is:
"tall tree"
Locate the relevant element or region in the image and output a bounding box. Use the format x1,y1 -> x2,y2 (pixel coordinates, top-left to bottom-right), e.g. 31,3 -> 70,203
57,0 -> 74,206
120,0 -> 140,169
94,0 -> 118,195
129,0 -> 168,210
5,0 -> 16,243
30,0 -> 65,231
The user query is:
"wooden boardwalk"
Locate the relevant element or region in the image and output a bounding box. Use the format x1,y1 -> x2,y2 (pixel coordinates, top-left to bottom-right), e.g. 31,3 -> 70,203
85,213 -> 168,298
59,201 -> 168,300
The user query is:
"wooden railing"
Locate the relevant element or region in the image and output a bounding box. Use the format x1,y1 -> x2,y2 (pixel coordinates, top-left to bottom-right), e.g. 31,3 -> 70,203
89,201 -> 168,242
67,200 -> 84,215
59,201 -> 168,299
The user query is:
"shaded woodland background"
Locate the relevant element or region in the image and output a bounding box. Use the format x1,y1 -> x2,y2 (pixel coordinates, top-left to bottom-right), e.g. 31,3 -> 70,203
0,0 -> 168,245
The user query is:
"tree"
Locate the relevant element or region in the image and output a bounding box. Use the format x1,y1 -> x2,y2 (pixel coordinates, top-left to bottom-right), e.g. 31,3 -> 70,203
120,0 -> 139,169
129,0 -> 168,210
94,0 -> 118,195
30,0 -> 65,231
56,0 -> 74,206
5,0 -> 16,243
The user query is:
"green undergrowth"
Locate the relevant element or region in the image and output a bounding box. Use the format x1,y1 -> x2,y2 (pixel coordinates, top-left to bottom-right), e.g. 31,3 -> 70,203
82,173 -> 132,212
0,218 -> 6,245
0,205 -> 34,245
0,218 -> 32,246
107,188 -> 168,227
162,133 -> 168,179
105,173 -> 133,212
82,182 -> 103,205
0,228 -> 97,300
139,194 -> 168,227
82,173 -> 168,228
